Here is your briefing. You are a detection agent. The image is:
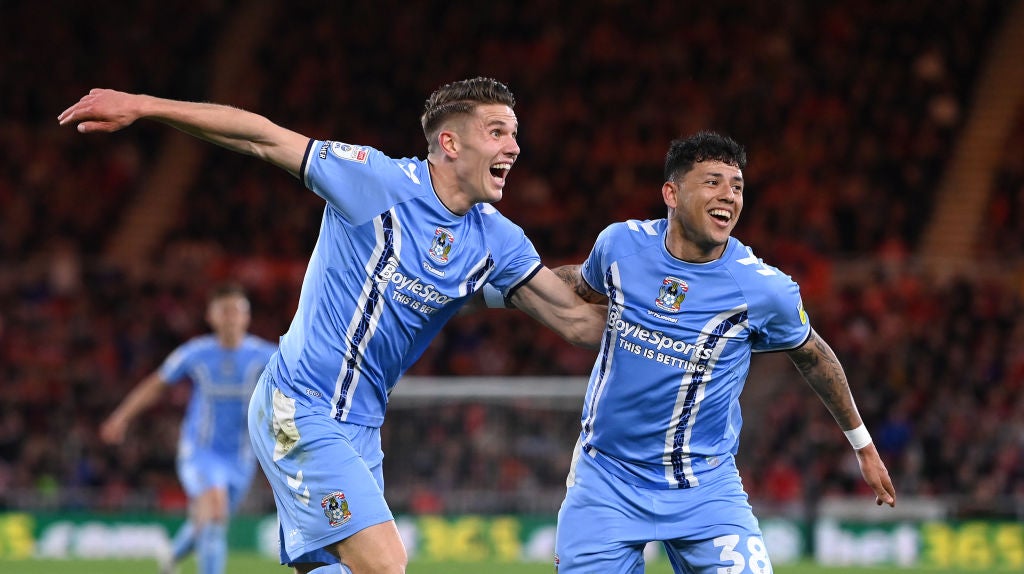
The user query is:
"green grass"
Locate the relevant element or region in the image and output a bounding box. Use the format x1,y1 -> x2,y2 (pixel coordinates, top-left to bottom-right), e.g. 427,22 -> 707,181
0,554 -> 1001,573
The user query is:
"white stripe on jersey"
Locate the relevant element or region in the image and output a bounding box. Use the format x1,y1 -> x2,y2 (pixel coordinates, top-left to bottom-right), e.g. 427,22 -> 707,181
580,262 -> 623,452
459,254 -> 495,297
332,208 -> 402,421
193,363 -> 215,448
662,305 -> 749,488
625,219 -> 659,236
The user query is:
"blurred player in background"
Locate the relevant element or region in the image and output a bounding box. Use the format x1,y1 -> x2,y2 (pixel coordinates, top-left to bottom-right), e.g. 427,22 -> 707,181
100,283 -> 276,574
547,132 -> 897,572
62,78 -> 604,574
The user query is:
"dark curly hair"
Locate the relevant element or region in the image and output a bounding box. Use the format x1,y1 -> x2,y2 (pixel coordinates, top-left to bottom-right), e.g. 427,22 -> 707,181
664,131 -> 747,182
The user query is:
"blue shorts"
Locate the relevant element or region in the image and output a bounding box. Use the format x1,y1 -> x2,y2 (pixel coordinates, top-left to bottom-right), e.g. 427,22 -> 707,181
555,444 -> 773,573
176,449 -> 256,512
248,369 -> 394,566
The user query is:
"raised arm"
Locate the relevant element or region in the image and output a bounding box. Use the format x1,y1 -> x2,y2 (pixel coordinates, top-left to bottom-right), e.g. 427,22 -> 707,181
58,89 -> 309,177
506,266 -> 608,349
786,329 -> 897,507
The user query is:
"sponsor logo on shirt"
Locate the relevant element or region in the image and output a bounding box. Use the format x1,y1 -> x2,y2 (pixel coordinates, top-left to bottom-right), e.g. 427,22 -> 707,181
376,256 -> 454,315
608,307 -> 712,359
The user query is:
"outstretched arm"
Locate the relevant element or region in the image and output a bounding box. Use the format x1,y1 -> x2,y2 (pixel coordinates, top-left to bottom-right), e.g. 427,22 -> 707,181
99,372 -> 167,445
506,266 -> 607,349
58,89 -> 309,177
786,329 -> 896,507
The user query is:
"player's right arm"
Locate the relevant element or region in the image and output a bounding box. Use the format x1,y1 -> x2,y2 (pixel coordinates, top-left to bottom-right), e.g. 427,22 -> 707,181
58,89 -> 309,177
99,371 -> 167,445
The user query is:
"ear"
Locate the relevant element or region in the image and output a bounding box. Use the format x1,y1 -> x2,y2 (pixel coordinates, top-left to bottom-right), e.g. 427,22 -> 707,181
662,181 -> 678,209
439,130 -> 459,158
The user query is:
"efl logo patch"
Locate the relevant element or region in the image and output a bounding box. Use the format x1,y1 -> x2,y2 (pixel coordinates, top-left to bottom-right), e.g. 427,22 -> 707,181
321,492 -> 352,527
655,277 -> 688,312
428,227 -> 454,265
329,141 -> 369,163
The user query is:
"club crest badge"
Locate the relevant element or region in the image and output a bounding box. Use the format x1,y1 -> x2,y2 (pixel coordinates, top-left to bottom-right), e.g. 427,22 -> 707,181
428,227 -> 454,265
321,491 -> 352,527
655,277 -> 688,312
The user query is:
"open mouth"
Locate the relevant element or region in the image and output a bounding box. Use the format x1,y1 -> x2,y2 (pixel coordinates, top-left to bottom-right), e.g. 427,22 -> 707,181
490,162 -> 511,182
709,208 -> 732,224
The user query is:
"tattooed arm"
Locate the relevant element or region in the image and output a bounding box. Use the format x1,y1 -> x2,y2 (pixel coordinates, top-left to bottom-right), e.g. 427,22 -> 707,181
787,329 -> 897,507
505,266 -> 607,349
550,265 -> 608,305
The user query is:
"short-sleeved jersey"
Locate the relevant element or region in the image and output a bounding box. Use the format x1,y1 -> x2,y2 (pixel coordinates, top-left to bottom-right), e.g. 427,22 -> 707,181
579,219 -> 811,489
273,140 -> 541,427
159,334 -> 277,462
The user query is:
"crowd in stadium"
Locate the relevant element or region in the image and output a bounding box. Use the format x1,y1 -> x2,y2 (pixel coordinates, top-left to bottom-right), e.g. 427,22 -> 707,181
1,0 -> 1021,518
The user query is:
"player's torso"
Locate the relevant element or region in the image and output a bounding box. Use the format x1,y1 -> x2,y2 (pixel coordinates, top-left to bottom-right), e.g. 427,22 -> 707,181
588,236 -> 754,442
283,150 -> 518,425
580,222 -> 800,487
180,340 -> 269,455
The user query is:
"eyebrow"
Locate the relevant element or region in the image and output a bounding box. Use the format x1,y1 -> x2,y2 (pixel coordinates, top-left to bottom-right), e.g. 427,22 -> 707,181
485,118 -> 517,129
705,171 -> 744,182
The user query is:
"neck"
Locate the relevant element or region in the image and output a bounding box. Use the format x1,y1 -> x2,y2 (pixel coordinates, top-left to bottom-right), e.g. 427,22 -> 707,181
218,333 -> 243,349
427,158 -> 471,215
665,226 -> 728,263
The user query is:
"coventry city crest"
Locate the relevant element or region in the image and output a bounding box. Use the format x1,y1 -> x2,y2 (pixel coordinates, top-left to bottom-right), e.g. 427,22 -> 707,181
655,276 -> 688,312
321,492 -> 352,527
428,227 -> 455,265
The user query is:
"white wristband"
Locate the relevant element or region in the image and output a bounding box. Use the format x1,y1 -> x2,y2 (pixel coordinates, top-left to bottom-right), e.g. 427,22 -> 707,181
482,284 -> 509,309
844,424 -> 872,450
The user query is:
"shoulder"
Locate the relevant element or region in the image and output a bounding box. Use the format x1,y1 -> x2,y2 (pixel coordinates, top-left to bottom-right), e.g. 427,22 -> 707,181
592,219 -> 665,257
602,219 -> 664,242
308,141 -> 427,182
472,203 -> 527,236
178,334 -> 219,353
723,239 -> 796,282
722,239 -> 802,303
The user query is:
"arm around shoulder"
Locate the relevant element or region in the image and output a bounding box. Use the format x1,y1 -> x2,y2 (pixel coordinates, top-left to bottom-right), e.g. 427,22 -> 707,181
507,266 -> 607,349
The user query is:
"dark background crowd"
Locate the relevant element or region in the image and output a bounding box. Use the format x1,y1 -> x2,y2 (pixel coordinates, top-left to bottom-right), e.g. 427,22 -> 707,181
2,0 -> 1022,520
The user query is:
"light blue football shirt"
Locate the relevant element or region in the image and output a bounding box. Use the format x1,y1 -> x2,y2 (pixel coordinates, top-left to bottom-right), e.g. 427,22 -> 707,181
579,219 -> 811,489
272,140 -> 541,427
159,334 -> 277,463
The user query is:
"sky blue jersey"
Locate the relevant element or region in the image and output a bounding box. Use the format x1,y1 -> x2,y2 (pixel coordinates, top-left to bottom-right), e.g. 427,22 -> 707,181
159,334 -> 277,462
579,219 -> 811,489
274,140 -> 541,427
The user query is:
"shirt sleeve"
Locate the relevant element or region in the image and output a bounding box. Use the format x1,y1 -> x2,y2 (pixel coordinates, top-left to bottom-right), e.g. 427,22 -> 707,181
157,341 -> 194,385
580,224 -> 615,294
480,207 -> 542,297
750,272 -> 812,352
301,140 -> 427,225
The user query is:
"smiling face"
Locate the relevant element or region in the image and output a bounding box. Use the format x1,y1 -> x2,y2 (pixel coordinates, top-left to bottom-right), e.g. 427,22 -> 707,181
662,160 -> 744,262
442,103 -> 519,210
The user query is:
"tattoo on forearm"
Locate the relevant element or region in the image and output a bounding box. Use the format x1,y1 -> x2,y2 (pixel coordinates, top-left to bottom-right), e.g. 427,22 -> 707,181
788,331 -> 861,429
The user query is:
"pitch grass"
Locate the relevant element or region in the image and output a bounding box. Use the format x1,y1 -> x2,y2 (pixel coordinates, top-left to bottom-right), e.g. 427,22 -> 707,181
0,554 -> 996,574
